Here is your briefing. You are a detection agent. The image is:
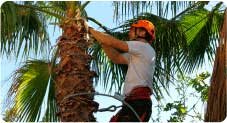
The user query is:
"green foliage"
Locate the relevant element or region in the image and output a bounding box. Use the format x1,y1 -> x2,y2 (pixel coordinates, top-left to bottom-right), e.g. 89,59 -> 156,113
1,1 -> 50,59
187,72 -> 210,102
89,42 -> 127,93
159,72 -> 210,122
1,1 -> 91,60
113,1 -> 196,22
2,1 -> 111,121
4,60 -> 59,122
179,7 -> 224,72
3,107 -> 17,122
164,101 -> 187,122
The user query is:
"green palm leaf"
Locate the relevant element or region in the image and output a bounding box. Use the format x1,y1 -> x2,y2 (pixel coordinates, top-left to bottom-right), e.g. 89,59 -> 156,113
6,60 -> 57,121
1,1 -> 93,60
179,6 -> 224,72
1,2 -> 50,59
113,1 -> 196,21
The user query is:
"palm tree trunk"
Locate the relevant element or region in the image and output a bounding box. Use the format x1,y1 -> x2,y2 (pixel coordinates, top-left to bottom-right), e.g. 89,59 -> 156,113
54,2 -> 98,121
205,9 -> 226,122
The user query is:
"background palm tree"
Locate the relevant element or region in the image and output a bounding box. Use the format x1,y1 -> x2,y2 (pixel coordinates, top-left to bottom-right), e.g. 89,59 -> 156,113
1,1 -> 226,122
205,9 -> 226,122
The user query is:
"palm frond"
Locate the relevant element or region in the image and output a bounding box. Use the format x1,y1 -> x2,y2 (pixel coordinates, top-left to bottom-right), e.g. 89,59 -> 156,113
5,60 -> 58,121
113,1 -> 196,22
171,1 -> 209,20
80,1 -> 90,12
41,1 -> 89,25
26,1 -> 66,34
87,17 -> 110,33
1,1 -> 50,59
179,7 -> 224,73
89,40 -> 127,94
42,76 -> 59,122
40,1 -> 66,31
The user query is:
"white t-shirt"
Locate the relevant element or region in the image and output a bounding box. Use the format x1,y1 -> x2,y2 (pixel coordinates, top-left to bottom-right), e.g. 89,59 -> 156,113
122,41 -> 156,96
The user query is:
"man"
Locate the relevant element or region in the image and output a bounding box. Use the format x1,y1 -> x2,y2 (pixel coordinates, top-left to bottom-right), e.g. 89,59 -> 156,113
89,20 -> 156,122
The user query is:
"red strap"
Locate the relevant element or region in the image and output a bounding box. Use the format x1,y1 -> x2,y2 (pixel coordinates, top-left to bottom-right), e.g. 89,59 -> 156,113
140,112 -> 147,121
110,115 -> 118,122
110,112 -> 120,122
125,87 -> 152,101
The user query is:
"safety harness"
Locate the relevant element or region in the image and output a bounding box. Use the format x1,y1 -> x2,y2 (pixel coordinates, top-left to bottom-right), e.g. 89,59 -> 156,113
110,87 -> 152,122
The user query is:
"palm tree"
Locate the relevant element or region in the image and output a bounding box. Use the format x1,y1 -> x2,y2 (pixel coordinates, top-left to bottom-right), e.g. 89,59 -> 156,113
1,1 -> 226,122
1,1 -> 100,121
205,9 -> 226,122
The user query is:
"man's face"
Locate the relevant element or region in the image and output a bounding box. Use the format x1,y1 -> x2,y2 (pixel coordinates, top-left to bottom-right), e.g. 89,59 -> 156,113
128,27 -> 136,40
129,27 -> 147,41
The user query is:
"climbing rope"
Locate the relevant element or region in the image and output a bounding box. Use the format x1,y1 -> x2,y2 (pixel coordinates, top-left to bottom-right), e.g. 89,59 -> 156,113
61,92 -> 142,122
98,105 -> 122,112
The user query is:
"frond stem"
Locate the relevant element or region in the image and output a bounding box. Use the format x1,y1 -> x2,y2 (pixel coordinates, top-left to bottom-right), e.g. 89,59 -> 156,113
17,4 -> 64,20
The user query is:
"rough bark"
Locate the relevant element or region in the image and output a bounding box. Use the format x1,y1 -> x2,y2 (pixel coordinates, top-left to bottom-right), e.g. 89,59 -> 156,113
205,9 -> 226,122
54,8 -> 98,121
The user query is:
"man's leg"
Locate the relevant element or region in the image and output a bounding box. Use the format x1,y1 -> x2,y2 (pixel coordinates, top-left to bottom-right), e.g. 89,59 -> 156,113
110,100 -> 152,122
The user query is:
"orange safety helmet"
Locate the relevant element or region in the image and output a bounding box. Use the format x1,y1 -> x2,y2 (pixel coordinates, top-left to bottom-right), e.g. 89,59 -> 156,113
131,20 -> 155,43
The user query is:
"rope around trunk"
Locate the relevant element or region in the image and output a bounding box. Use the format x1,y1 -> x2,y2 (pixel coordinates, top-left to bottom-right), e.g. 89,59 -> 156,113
61,92 -> 142,122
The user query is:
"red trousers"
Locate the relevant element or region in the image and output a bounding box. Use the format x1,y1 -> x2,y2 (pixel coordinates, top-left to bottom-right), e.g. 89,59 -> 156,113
110,87 -> 152,122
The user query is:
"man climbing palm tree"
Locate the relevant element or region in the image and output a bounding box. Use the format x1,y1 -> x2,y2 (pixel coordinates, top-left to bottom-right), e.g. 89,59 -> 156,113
89,20 -> 156,122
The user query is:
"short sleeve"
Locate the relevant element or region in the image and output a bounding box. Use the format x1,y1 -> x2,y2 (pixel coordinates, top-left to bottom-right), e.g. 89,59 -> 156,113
122,53 -> 130,62
127,41 -> 145,55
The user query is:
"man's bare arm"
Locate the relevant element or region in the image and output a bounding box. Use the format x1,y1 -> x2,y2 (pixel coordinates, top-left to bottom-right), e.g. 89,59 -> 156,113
89,28 -> 129,52
102,44 -> 128,64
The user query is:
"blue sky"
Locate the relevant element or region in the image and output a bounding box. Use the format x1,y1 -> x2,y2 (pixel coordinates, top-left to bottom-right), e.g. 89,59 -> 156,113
0,1 -> 225,122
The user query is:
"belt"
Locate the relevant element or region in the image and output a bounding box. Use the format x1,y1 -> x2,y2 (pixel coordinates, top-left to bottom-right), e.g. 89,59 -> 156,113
125,87 -> 152,101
